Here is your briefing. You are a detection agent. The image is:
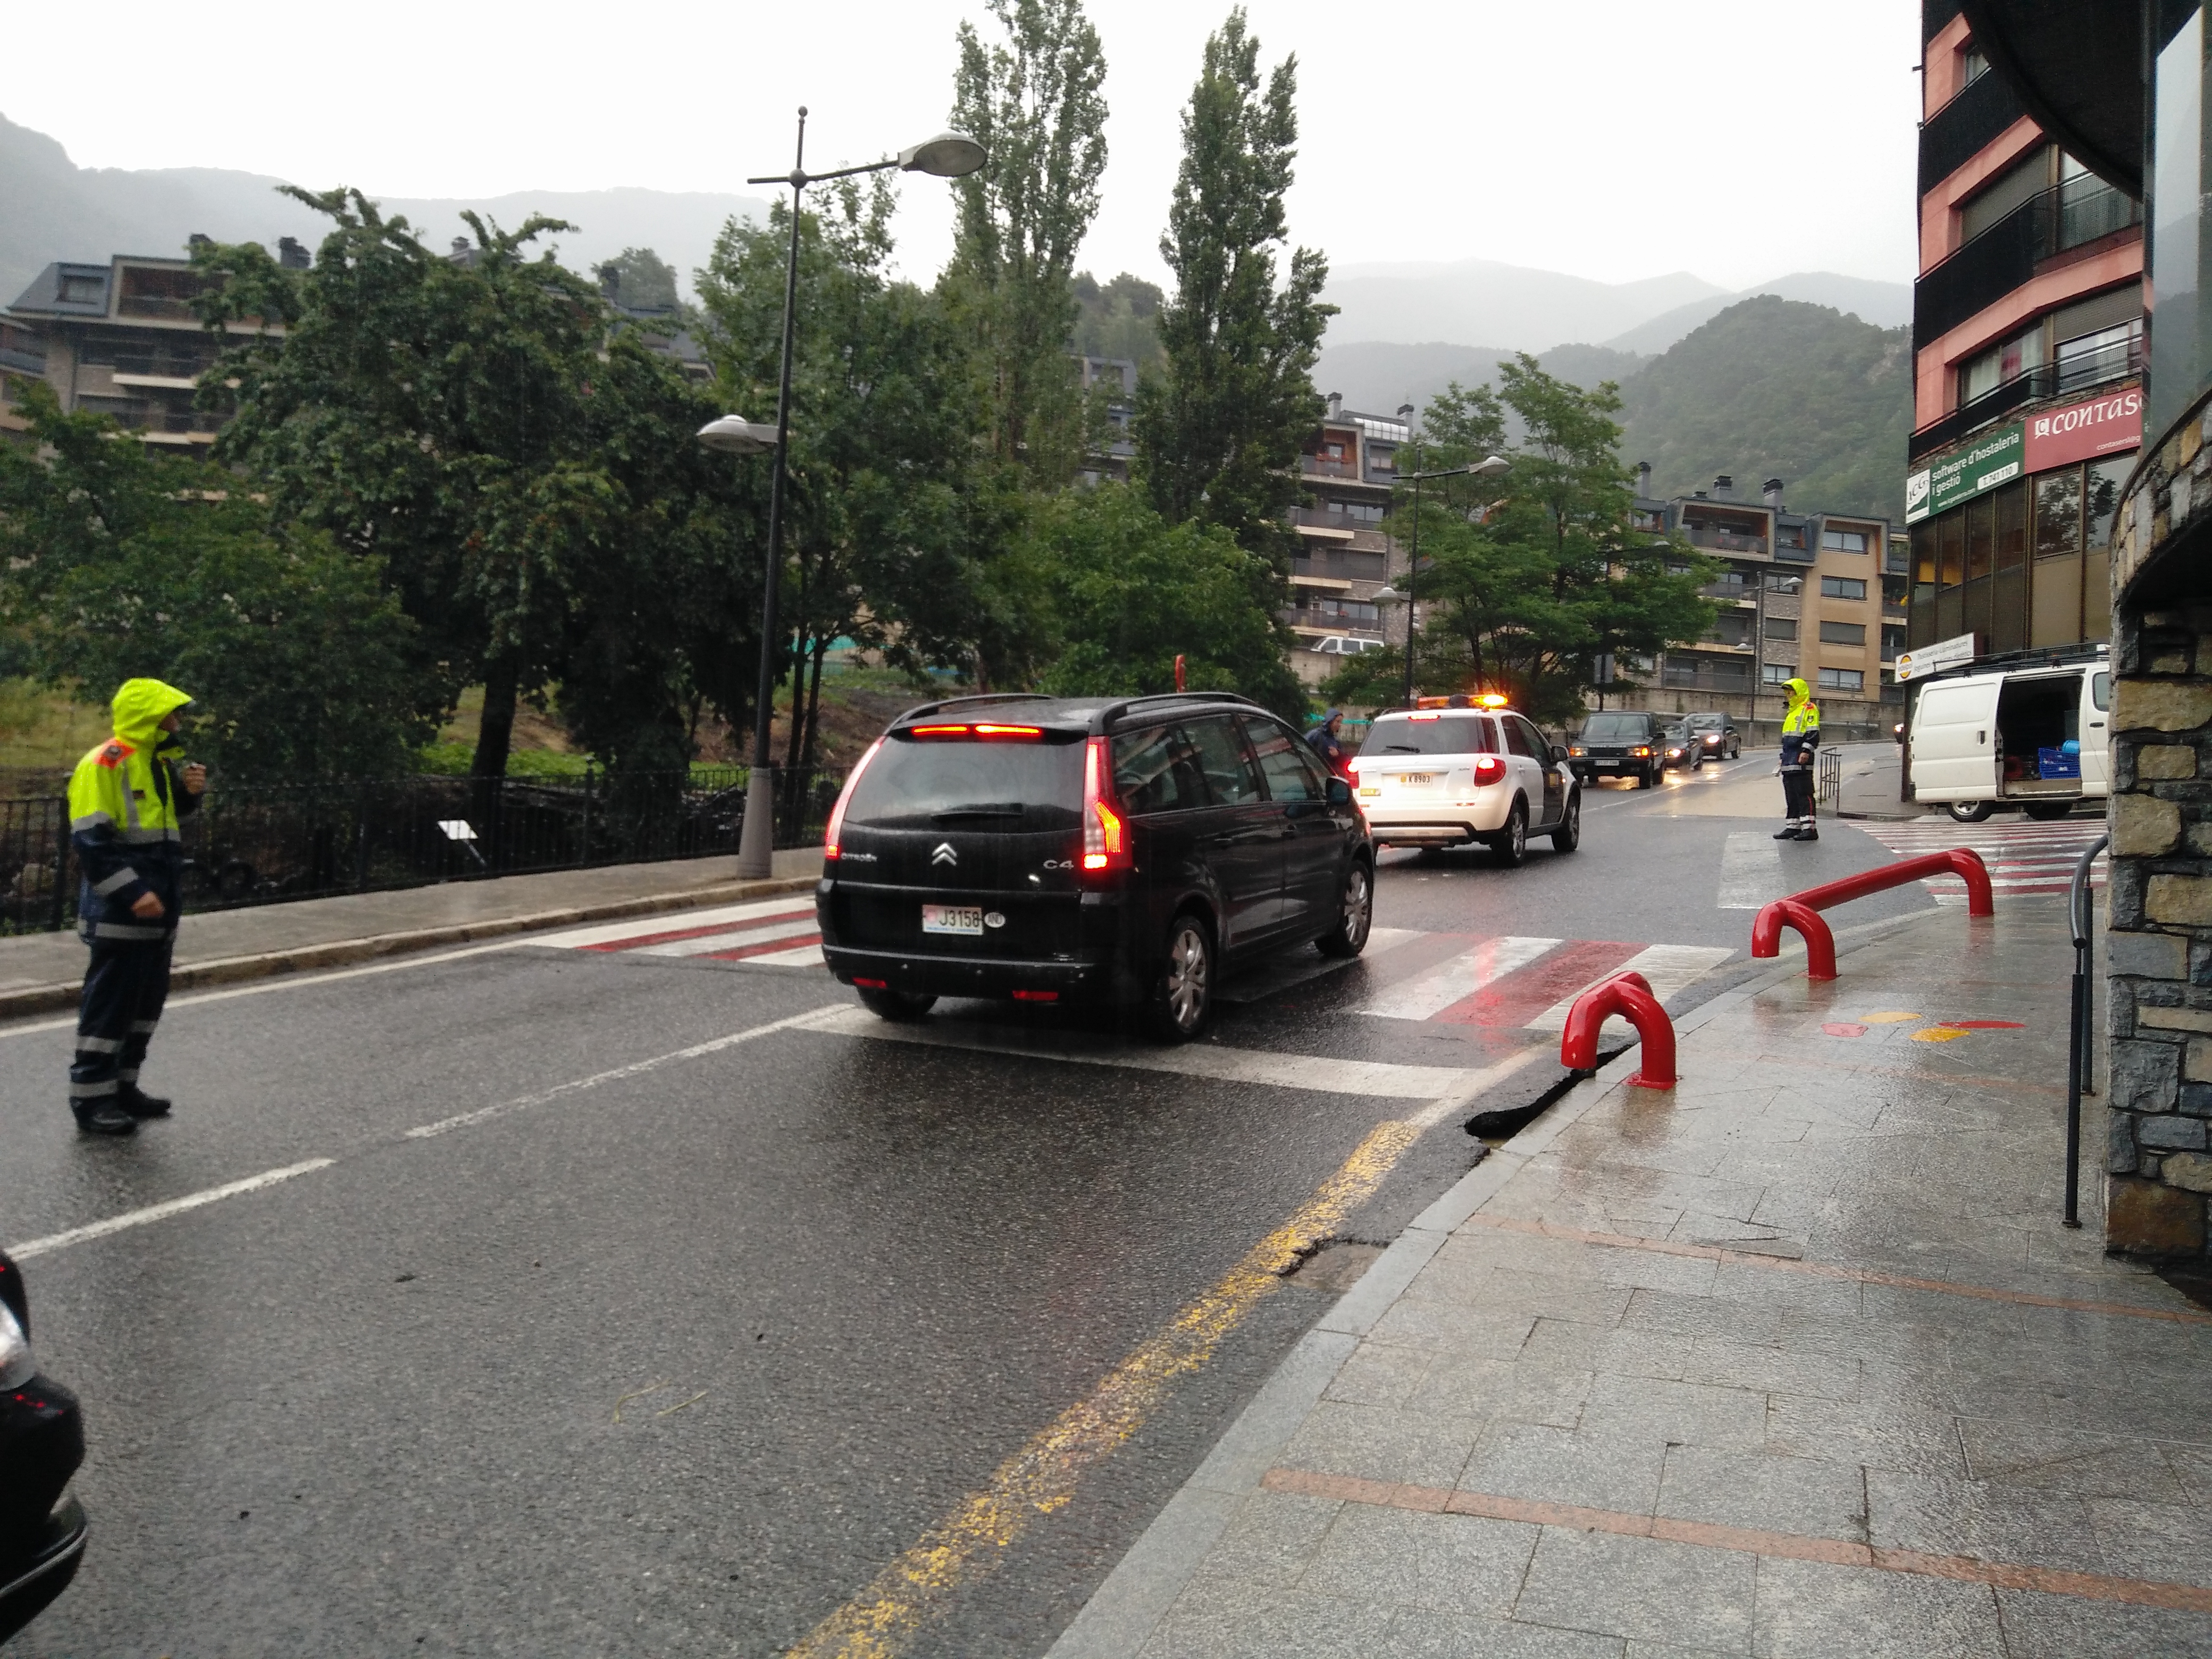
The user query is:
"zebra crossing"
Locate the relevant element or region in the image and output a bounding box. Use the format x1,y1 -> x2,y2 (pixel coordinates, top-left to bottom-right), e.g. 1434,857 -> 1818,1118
523,902 -> 1735,1034
1855,814 -> 2108,902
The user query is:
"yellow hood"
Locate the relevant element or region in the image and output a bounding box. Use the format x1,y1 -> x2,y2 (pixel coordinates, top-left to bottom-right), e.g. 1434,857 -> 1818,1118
1783,677 -> 1811,708
111,678 -> 194,748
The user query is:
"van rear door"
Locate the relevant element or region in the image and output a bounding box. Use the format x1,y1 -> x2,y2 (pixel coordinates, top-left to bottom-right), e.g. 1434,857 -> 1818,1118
2081,668 -> 2113,793
1911,678 -> 2000,800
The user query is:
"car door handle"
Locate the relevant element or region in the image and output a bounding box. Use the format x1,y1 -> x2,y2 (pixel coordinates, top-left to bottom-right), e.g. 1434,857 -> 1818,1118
2090,720 -> 2106,728
1976,731 -> 1985,744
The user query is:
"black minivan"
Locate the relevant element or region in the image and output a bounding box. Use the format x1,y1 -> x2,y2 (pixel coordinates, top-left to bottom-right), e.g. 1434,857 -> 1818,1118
816,692 -> 1375,1040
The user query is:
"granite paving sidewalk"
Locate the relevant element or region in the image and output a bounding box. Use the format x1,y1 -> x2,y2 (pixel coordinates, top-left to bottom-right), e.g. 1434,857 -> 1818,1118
1054,904 -> 2212,1658
0,847 -> 822,1016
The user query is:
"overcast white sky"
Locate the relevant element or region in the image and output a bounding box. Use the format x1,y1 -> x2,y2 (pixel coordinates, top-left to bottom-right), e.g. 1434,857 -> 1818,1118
12,0 -> 1922,294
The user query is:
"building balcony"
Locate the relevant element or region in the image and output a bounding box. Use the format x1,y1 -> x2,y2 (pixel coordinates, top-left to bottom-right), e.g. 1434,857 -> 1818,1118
1918,63 -> 2024,195
1302,457 -> 1359,479
1292,547 -> 1387,582
1913,177 -> 2141,349
1684,527 -> 1769,555
1661,654 -> 1756,691
1698,582 -> 1756,602
1908,335 -> 2143,462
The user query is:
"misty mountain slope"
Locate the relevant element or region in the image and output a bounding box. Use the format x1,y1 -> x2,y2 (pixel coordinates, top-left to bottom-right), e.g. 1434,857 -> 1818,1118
1312,340 -> 1647,418
0,112 -> 767,304
1601,271 -> 1913,355
1615,296 -> 1911,520
1321,257 -> 1725,354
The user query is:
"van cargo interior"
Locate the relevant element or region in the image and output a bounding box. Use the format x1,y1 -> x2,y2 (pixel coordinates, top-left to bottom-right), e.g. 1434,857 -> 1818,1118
1997,674 -> 2081,795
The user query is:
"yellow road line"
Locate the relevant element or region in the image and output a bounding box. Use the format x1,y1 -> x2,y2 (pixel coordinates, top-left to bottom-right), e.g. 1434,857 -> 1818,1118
783,1117 -> 1420,1659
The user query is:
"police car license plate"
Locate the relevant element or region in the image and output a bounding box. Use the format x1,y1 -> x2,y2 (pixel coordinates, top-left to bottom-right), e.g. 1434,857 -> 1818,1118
1399,773 -> 1433,784
923,904 -> 984,936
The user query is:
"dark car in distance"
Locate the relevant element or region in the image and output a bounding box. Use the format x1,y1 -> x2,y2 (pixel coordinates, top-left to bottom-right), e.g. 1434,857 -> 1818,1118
0,1252 -> 87,1643
1684,710 -> 1742,759
1661,722 -> 1705,772
1568,710 -> 1668,788
816,692 -> 1375,1040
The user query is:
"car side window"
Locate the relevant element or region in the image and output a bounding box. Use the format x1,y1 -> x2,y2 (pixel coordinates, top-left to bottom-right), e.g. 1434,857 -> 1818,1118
1240,715 -> 1323,802
1112,724 -> 1206,815
1184,715 -> 1265,806
1501,717 -> 1539,759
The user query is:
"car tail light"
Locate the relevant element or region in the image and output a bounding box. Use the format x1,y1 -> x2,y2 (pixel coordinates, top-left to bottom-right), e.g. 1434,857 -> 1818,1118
823,736 -> 885,862
853,977 -> 889,989
1472,755 -> 1507,785
1012,990 -> 1059,1002
907,722 -> 1044,741
1080,735 -> 1130,875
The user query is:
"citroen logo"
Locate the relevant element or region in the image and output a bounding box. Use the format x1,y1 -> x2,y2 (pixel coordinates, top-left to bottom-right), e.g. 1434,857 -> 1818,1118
932,842 -> 958,867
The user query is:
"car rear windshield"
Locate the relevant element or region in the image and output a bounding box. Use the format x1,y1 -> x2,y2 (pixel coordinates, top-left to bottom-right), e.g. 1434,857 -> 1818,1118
842,734 -> 1085,831
1359,715 -> 1495,757
1579,714 -> 1652,740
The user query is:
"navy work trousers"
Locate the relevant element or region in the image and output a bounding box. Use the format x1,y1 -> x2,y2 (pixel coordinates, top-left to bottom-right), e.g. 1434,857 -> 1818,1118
1781,767 -> 1815,821
70,938 -> 173,1106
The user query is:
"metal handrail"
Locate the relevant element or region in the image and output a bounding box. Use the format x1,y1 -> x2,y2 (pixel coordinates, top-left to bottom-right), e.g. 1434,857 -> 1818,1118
1751,849 -> 1995,980
2064,830 -> 2109,1228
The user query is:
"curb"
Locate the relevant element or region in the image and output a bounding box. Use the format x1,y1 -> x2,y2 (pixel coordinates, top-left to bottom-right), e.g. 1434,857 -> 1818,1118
0,874 -> 820,1023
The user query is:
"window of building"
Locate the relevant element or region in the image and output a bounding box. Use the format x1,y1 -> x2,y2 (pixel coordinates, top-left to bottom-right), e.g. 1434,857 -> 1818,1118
2151,9 -> 2208,442
1966,493 -> 1996,581
1959,145 -> 2049,243
1819,621 -> 1867,647
1882,625 -> 1908,659
1706,611 -> 1753,647
1763,571 -> 1804,593
1820,575 -> 1868,600
1777,524 -> 1807,549
57,274 -> 104,305
1821,526 -> 1870,553
2034,465 -> 2085,557
1368,451 -> 1395,471
1763,617 -> 1799,640
1302,596 -> 1380,626
1762,663 -> 1795,684
2087,457 -> 2127,549
1996,479 -> 2028,570
1818,667 -> 1865,692
1960,42 -> 1990,89
1958,325 -> 2045,407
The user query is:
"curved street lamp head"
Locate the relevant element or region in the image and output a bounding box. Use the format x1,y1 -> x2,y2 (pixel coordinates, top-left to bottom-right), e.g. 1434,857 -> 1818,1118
899,132 -> 987,178
697,415 -> 778,455
1371,585 -> 1404,605
1471,454 -> 1513,477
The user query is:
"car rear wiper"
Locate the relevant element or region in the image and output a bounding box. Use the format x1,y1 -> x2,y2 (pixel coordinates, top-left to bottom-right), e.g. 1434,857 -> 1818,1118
1382,744 -> 1425,752
931,806 -> 1025,821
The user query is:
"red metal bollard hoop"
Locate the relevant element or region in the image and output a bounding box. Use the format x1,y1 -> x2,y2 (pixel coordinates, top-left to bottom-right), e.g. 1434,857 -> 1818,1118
1750,848 -> 1993,982
1560,969 -> 1675,1090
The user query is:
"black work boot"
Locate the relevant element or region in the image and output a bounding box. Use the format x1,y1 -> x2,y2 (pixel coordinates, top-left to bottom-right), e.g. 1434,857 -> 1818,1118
1773,823 -> 1800,839
118,1085 -> 171,1119
1795,825 -> 1820,842
72,1099 -> 139,1137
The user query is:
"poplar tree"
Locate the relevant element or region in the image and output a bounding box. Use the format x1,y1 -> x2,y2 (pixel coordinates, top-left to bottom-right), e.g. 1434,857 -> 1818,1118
945,0 -> 1109,480
1135,7 -> 1331,569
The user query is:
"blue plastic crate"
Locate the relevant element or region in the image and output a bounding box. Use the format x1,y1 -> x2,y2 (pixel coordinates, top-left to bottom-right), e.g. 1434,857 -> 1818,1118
2038,747 -> 2081,780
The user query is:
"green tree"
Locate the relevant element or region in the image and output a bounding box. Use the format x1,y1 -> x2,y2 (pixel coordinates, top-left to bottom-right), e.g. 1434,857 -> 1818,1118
1134,6 -> 1331,574
1016,483 -> 1305,716
698,180 -> 985,794
0,384 -> 427,780
596,246 -> 681,312
946,0 -> 1109,481
1386,358 -> 1716,725
1071,270 -> 1165,371
190,195 -> 763,782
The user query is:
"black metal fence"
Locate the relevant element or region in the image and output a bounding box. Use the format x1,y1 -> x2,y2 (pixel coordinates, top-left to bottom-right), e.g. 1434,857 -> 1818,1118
0,767 -> 841,937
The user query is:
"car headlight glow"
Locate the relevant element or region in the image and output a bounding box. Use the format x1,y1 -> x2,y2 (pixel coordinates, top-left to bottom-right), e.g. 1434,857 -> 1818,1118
0,1302 -> 36,1390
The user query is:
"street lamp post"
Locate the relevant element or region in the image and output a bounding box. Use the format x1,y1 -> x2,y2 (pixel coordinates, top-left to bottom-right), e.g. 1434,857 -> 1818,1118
1373,448 -> 1511,709
700,109 -> 985,879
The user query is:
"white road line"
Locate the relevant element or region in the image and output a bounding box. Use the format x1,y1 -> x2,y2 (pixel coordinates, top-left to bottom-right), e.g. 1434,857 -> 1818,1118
522,896 -> 815,951
744,942 -> 827,967
1717,830 -> 1787,910
1356,936 -> 1560,1022
1522,943 -> 1736,1034
403,1004 -> 849,1138
806,1006 -> 1477,1099
633,917 -> 821,958
7,1158 -> 336,1260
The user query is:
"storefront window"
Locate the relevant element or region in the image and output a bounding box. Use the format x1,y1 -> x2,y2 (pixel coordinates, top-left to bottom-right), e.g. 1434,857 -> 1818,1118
1938,504 -> 1964,587
1911,520 -> 1938,601
2150,6 -> 2208,444
1995,480 -> 2027,569
1966,495 -> 1995,581
2088,457 -> 2127,549
2035,465 -> 2084,557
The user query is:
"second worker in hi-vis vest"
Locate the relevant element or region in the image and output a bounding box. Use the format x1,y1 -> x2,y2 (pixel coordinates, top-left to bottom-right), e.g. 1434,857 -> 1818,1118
64,678 -> 205,1136
1775,677 -> 1822,843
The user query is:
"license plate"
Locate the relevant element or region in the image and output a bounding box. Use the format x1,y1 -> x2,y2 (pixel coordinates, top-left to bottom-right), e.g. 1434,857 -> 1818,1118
1399,773 -> 1433,784
922,904 -> 984,936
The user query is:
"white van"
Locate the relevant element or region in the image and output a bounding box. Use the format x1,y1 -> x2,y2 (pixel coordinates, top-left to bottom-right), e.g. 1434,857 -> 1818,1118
1311,635 -> 1386,658
1908,660 -> 2110,823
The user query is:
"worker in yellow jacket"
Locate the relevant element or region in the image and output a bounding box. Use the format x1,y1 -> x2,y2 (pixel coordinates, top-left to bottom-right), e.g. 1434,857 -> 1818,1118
65,679 -> 205,1135
1776,676 -> 1822,843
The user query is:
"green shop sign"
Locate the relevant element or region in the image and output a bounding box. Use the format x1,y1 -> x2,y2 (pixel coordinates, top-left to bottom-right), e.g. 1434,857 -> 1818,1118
1904,422 -> 2023,524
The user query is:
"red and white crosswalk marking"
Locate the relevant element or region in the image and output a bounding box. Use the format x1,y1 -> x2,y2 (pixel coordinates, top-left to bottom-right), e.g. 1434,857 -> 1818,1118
1856,815 -> 2107,902
1359,935 -> 1732,1030
527,898 -> 825,967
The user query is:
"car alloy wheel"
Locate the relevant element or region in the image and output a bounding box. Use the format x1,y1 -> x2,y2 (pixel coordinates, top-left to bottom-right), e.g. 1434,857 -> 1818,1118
1493,800 -> 1527,867
1318,860 -> 1372,957
1550,790 -> 1580,853
1947,800 -> 1995,824
1152,915 -> 1213,1040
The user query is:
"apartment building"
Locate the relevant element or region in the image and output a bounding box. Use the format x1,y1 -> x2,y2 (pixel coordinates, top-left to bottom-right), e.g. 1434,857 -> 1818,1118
1622,471 -> 1900,735
0,238 -> 308,448
1076,355 -> 1138,487
1284,393 -> 1403,685
1901,2 -> 2139,659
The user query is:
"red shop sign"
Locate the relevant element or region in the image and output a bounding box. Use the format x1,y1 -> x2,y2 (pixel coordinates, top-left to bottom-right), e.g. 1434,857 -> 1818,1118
2023,387 -> 2142,471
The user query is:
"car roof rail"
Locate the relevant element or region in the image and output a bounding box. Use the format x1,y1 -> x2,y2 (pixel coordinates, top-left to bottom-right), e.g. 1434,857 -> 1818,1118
893,691 -> 1059,723
1099,691 -> 1262,726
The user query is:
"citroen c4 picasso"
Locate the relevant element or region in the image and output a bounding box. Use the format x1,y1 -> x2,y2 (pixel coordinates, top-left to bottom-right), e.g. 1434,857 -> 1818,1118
815,693 -> 1375,1040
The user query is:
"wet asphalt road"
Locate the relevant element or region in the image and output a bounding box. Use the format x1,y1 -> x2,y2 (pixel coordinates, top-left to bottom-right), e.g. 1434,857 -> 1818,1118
0,756 -> 1932,1657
